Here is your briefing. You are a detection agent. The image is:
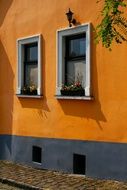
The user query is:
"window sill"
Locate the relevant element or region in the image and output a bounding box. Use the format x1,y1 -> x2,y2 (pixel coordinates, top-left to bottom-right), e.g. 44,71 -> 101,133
55,95 -> 93,100
16,94 -> 43,99
32,161 -> 42,165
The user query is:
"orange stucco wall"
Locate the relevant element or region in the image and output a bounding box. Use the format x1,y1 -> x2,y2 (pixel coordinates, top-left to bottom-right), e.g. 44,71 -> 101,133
0,0 -> 127,143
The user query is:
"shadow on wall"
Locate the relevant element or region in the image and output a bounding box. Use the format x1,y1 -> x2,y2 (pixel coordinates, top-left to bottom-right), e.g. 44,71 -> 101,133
0,40 -> 14,158
0,0 -> 13,27
58,25 -> 107,129
19,97 -> 50,111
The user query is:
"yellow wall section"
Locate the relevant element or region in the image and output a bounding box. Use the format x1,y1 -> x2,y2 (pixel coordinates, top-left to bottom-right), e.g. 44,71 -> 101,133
0,0 -> 127,143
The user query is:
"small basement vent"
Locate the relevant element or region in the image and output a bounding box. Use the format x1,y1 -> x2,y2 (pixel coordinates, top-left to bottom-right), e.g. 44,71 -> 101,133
73,154 -> 86,175
32,146 -> 42,163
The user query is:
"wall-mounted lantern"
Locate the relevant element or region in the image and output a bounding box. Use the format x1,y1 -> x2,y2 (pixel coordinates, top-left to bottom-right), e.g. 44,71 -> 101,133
66,8 -> 76,27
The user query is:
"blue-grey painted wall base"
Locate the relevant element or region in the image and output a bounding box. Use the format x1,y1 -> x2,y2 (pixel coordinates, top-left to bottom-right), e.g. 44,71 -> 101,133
0,135 -> 127,181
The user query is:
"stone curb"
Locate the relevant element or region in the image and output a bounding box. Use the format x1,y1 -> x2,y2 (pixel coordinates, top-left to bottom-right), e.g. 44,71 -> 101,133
0,177 -> 40,190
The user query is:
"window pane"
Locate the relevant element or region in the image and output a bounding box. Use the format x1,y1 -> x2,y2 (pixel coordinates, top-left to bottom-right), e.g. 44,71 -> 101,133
25,64 -> 38,86
69,37 -> 86,57
26,44 -> 38,61
66,60 -> 86,87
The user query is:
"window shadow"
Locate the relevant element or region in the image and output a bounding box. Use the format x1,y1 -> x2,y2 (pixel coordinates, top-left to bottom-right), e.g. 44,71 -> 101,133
19,97 -> 50,111
57,25 -> 107,129
0,0 -> 13,27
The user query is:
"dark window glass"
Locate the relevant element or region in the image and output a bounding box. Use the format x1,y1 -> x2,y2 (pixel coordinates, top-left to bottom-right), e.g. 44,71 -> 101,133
24,43 -> 38,87
25,43 -> 38,62
66,33 -> 86,60
25,64 -> 38,86
69,37 -> 86,58
65,33 -> 86,85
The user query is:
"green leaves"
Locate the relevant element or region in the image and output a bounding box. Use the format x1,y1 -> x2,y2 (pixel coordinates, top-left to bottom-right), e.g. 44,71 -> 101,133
96,0 -> 127,49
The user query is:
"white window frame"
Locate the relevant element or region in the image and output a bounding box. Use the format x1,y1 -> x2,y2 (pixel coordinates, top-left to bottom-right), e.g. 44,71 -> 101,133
16,34 -> 42,96
56,23 -> 91,98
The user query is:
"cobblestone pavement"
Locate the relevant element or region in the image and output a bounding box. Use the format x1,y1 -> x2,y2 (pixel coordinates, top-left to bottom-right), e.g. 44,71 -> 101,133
1,161 -> 127,190
0,182 -> 24,190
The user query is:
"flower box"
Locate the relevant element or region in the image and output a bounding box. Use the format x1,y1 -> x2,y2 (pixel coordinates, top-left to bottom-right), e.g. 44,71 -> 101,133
61,89 -> 85,96
21,85 -> 37,95
60,82 -> 85,96
21,89 -> 37,95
